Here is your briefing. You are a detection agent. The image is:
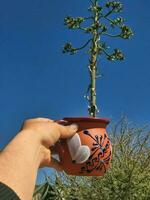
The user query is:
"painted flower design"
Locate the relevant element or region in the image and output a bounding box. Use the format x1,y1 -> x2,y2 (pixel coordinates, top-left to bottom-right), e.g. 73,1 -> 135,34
80,130 -> 112,174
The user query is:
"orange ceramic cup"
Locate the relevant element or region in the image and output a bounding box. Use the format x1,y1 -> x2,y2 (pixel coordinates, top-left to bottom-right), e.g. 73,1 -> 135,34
56,117 -> 112,176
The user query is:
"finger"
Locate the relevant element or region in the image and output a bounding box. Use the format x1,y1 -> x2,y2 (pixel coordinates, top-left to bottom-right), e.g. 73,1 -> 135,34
21,118 -> 54,131
48,157 -> 63,171
56,123 -> 78,139
25,118 -> 54,123
54,120 -> 68,125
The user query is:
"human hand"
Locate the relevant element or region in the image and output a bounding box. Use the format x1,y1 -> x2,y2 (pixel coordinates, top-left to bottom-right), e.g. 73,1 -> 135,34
21,118 -> 78,170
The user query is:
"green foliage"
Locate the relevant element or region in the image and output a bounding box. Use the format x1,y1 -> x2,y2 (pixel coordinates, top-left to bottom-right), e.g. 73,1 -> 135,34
110,17 -> 124,28
105,1 -> 123,12
107,49 -> 124,61
120,25 -> 133,39
62,0 -> 133,117
62,43 -> 77,55
64,16 -> 85,29
33,118 -> 150,200
63,0 -> 133,61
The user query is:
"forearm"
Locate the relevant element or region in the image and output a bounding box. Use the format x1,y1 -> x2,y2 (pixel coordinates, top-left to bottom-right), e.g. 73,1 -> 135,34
0,130 -> 43,200
0,118 -> 77,200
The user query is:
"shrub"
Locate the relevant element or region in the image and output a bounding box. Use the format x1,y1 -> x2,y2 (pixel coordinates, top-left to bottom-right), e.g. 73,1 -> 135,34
33,118 -> 150,200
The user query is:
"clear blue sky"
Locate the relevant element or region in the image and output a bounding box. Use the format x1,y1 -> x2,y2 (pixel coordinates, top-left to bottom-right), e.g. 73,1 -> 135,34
0,0 -> 150,182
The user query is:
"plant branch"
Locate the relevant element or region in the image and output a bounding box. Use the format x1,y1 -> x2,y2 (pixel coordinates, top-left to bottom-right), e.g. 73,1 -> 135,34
104,8 -> 115,18
87,5 -> 100,117
102,15 -> 121,28
101,48 -> 110,57
63,0 -> 133,117
102,32 -> 121,38
75,39 -> 92,51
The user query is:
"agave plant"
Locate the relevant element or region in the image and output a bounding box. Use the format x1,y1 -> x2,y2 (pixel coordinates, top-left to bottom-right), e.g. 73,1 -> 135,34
63,0 -> 133,117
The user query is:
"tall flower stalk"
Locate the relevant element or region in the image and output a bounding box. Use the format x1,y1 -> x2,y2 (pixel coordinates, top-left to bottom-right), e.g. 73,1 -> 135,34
63,0 -> 133,117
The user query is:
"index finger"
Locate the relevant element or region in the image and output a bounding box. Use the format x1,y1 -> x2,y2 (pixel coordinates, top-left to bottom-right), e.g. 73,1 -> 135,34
56,123 -> 78,139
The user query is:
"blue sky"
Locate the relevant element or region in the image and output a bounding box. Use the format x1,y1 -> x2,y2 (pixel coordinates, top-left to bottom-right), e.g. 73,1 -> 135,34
0,0 -> 150,183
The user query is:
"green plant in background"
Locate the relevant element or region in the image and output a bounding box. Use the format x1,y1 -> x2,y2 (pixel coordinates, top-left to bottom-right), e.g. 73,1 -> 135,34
63,0 -> 133,117
33,117 -> 150,200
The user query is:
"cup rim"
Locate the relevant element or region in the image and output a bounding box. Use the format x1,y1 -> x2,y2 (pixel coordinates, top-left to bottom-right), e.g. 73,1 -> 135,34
63,117 -> 110,125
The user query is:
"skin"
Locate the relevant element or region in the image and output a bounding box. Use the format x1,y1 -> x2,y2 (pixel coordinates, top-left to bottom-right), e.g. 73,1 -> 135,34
0,118 -> 78,200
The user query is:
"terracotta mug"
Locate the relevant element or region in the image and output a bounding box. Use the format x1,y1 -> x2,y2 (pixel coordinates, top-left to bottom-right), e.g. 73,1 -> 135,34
56,117 -> 112,176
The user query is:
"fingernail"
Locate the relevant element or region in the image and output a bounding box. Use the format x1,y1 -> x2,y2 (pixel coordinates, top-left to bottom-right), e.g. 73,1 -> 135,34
70,124 -> 78,132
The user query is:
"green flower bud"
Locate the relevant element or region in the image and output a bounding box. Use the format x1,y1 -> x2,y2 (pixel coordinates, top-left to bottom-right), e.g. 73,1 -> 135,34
107,49 -> 124,61
110,17 -> 124,27
63,43 -> 77,55
120,25 -> 133,39
64,16 -> 85,29
105,1 -> 123,12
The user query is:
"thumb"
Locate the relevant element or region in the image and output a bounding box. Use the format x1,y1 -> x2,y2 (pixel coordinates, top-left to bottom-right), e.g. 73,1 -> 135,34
56,123 -> 79,139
